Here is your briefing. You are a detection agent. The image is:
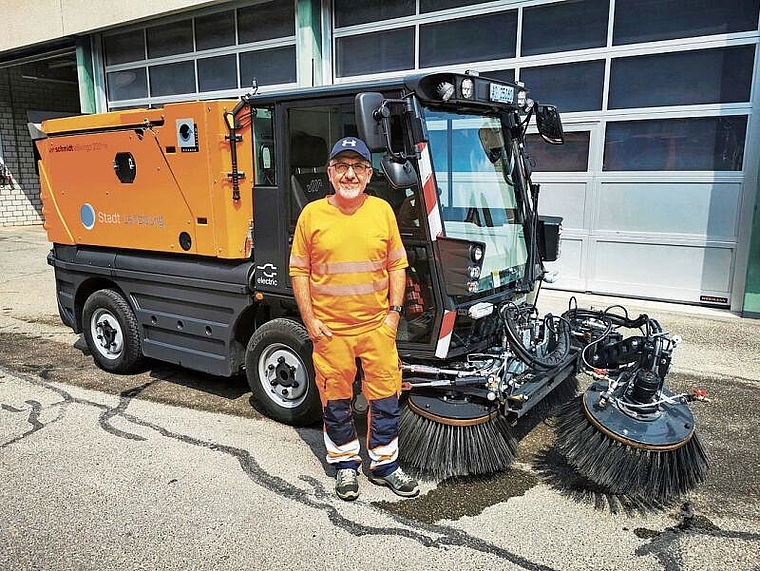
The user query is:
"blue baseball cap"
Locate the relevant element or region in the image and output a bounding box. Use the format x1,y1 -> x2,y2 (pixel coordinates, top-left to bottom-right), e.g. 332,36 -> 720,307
329,137 -> 372,162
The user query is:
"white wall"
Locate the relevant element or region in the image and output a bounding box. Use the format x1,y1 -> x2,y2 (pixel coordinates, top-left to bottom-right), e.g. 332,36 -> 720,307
0,0 -> 220,53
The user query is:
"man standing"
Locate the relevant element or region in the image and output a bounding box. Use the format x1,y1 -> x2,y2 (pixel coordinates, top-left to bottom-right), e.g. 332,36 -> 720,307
289,136 -> 419,501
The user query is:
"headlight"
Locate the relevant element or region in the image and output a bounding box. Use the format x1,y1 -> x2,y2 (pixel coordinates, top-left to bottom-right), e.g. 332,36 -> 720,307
467,265 -> 481,280
517,89 -> 527,107
469,245 -> 483,262
461,78 -> 474,99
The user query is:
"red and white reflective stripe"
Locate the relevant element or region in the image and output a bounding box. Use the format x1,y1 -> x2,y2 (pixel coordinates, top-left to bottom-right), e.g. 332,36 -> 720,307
435,310 -> 456,358
417,142 -> 443,240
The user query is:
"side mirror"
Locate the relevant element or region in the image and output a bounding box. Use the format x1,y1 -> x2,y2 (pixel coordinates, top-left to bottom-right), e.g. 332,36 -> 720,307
535,104 -> 564,145
381,155 -> 419,190
355,92 -> 386,152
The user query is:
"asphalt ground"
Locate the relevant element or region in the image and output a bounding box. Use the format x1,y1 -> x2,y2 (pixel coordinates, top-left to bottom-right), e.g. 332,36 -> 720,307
1,225 -> 759,570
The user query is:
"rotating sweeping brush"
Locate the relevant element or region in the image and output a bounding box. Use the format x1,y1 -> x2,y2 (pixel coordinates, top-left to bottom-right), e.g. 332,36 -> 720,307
399,392 -> 517,479
555,382 -> 709,502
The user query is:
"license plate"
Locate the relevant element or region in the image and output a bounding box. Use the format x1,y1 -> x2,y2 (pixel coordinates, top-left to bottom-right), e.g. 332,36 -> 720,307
490,83 -> 514,104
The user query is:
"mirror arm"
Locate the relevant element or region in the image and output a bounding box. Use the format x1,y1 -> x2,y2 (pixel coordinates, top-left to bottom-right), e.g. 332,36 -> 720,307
373,103 -> 401,162
376,96 -> 419,163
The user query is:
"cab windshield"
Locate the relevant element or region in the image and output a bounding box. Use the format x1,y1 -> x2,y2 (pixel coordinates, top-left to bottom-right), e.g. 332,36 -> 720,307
424,108 -> 527,291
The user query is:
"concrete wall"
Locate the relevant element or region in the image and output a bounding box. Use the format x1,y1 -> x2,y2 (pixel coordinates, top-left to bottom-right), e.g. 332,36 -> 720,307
0,0 -> 219,54
0,68 -> 79,226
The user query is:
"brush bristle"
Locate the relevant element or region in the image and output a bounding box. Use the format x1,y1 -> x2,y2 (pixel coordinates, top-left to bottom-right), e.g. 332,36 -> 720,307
555,397 -> 709,502
399,406 -> 518,480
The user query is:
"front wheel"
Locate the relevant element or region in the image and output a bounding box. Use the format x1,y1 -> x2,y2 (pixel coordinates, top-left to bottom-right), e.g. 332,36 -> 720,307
82,289 -> 145,374
245,318 -> 321,426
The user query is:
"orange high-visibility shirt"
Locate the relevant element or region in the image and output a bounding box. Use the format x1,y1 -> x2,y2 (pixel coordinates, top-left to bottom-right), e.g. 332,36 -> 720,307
289,196 -> 408,335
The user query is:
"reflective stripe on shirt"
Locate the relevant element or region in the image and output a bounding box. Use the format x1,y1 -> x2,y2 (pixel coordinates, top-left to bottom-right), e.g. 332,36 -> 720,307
311,277 -> 389,297
312,259 -> 387,275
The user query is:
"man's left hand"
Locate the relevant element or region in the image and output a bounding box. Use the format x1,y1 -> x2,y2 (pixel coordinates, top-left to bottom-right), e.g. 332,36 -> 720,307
383,311 -> 401,331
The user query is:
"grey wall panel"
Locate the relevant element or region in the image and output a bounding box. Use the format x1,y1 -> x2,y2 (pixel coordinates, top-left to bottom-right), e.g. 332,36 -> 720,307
590,241 -> 733,301
596,181 -> 742,240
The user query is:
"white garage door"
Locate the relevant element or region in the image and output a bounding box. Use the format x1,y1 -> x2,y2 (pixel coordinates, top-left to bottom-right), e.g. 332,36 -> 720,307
532,120 -> 745,307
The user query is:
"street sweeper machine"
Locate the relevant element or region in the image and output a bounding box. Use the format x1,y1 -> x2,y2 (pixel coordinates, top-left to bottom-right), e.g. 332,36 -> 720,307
32,70 -> 708,502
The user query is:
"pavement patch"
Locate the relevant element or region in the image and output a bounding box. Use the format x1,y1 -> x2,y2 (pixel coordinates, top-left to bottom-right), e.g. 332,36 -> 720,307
373,468 -> 539,523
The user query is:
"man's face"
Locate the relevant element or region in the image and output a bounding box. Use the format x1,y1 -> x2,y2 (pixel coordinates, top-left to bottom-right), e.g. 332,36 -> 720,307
327,151 -> 373,200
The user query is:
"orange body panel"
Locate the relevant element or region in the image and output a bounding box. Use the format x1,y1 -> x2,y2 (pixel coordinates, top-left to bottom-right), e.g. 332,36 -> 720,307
37,101 -> 254,259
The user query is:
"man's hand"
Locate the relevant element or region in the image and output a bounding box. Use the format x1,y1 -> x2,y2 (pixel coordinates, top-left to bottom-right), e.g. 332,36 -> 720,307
306,318 -> 333,342
383,310 -> 401,331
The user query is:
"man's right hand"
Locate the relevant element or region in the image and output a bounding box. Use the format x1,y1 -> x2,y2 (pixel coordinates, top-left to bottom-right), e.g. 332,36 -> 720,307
306,318 -> 333,342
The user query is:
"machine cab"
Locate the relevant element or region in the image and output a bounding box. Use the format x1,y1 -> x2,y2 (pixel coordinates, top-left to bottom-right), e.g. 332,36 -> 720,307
247,72 -> 563,362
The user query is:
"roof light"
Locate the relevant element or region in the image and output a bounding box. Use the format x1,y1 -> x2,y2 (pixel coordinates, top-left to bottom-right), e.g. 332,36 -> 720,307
436,81 -> 455,102
461,78 -> 474,99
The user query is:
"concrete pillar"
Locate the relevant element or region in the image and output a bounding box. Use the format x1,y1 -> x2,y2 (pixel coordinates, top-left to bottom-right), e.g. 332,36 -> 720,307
76,37 -> 96,114
742,172 -> 760,317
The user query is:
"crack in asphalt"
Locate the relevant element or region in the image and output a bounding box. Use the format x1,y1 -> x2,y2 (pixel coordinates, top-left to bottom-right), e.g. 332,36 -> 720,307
634,508 -> 760,571
0,399 -> 46,448
96,382 -> 156,442
0,365 -> 558,571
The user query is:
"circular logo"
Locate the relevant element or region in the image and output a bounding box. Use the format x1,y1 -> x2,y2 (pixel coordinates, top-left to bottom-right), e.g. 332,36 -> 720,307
80,203 -> 96,230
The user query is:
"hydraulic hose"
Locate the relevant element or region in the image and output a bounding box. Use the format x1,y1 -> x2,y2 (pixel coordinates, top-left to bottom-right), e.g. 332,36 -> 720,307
500,304 -> 572,371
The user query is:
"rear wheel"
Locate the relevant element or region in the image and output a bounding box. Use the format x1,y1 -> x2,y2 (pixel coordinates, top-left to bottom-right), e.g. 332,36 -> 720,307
245,318 -> 321,426
82,289 -> 144,373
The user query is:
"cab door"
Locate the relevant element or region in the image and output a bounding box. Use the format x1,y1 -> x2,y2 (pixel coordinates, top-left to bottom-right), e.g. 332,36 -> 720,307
279,96 -> 439,350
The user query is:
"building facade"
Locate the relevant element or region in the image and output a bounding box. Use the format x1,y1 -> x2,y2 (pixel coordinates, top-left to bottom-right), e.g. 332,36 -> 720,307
1,0 -> 759,314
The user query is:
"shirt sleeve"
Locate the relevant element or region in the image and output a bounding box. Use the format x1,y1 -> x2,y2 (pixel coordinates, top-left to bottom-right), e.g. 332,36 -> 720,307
386,203 -> 409,271
289,209 -> 311,278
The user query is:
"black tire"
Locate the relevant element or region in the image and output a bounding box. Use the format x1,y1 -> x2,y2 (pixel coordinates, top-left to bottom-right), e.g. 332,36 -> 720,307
245,318 -> 321,426
82,289 -> 145,374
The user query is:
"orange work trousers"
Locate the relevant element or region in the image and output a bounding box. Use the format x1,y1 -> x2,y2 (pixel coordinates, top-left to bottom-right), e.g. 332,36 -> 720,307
312,322 -> 401,475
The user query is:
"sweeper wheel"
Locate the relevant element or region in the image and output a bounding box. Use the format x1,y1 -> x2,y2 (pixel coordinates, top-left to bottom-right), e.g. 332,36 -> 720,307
555,386 -> 709,501
399,393 -> 517,480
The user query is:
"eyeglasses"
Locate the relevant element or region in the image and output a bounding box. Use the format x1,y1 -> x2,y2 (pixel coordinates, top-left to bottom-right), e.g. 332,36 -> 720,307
331,162 -> 371,176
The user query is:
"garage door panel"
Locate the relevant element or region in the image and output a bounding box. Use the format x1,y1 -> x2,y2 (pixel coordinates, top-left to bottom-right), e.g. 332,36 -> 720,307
596,181 -> 741,240
537,181 -> 588,230
591,240 -> 733,301
543,237 -> 585,290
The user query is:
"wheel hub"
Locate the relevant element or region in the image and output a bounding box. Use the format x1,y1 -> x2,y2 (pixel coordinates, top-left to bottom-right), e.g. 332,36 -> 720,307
98,320 -> 117,348
90,309 -> 124,359
258,344 -> 308,408
273,356 -> 299,388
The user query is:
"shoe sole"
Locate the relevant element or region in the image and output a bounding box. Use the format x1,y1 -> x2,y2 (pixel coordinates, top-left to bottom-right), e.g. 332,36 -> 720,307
368,476 -> 420,497
336,489 -> 359,501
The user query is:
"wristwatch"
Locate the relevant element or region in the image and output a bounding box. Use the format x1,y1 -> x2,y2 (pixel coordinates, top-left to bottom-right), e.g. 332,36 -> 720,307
388,305 -> 403,314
